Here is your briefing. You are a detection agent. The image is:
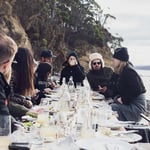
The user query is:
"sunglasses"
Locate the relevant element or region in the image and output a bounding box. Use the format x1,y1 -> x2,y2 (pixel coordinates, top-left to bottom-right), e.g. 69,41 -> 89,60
92,62 -> 101,65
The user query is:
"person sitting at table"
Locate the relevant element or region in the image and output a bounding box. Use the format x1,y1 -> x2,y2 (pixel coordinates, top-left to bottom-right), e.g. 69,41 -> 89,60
8,47 -> 40,119
35,62 -> 52,90
110,47 -> 146,122
59,51 -> 85,88
37,49 -> 58,88
0,32 -> 17,116
34,62 -> 54,104
87,52 -> 113,98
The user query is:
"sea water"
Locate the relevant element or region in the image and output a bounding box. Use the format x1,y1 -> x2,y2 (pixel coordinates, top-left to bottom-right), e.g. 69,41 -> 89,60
136,69 -> 150,100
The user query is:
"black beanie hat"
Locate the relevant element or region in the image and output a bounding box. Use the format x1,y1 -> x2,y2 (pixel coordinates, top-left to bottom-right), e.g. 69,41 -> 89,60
67,51 -> 78,60
113,47 -> 129,62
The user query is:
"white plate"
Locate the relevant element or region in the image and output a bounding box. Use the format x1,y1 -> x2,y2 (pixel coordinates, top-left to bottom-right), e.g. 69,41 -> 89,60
112,133 -> 142,143
99,122 -> 124,130
92,92 -> 105,100
75,136 -> 133,150
21,115 -> 36,122
92,96 -> 105,100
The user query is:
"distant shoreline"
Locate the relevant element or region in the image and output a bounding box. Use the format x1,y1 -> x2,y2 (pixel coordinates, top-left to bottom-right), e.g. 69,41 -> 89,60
135,65 -> 150,70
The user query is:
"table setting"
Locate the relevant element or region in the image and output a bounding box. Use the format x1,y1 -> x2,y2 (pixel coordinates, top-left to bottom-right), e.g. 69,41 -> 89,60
6,83 -> 150,150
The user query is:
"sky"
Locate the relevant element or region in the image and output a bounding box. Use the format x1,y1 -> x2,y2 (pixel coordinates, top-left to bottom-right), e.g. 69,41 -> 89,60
95,0 -> 150,66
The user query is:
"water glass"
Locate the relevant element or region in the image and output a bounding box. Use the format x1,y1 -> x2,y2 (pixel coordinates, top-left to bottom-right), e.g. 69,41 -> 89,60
37,111 -> 49,126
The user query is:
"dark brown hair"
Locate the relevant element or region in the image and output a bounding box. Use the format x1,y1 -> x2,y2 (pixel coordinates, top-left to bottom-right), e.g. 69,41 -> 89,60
12,47 -> 34,96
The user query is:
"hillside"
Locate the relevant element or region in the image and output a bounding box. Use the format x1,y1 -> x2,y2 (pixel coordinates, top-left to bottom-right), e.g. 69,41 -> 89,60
0,0 -> 122,72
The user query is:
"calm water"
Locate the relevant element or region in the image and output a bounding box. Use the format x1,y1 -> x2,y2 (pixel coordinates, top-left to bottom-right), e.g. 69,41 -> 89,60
136,69 -> 150,100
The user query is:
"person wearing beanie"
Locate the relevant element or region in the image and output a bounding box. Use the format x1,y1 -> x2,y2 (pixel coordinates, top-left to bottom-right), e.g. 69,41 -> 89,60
87,52 -> 113,98
59,51 -> 85,87
113,47 -> 129,62
110,47 -> 146,122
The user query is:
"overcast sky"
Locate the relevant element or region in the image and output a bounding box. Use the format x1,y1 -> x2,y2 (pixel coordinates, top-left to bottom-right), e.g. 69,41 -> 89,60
95,0 -> 150,66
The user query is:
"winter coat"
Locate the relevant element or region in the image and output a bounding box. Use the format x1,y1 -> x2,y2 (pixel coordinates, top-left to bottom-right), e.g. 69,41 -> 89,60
113,64 -> 146,104
87,67 -> 113,98
60,65 -> 85,87
59,51 -> 85,87
110,63 -> 146,121
0,72 -> 10,115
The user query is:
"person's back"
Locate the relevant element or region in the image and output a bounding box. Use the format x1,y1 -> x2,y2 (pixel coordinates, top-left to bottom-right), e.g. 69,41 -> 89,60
35,62 -> 52,91
0,32 -> 17,115
87,52 -> 113,98
9,47 -> 35,116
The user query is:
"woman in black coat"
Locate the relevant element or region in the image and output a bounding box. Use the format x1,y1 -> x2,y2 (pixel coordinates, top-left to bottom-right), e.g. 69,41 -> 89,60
110,47 -> 146,122
59,51 -> 85,88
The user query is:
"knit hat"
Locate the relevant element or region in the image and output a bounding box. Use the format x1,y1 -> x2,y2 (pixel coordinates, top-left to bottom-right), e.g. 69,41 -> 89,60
113,47 -> 129,62
62,51 -> 80,66
89,52 -> 104,69
67,51 -> 78,60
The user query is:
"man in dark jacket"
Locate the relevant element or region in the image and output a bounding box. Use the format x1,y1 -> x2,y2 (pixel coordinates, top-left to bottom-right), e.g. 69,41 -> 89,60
87,52 -> 113,98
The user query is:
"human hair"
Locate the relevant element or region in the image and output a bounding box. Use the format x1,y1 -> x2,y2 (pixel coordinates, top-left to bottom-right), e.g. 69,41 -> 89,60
36,62 -> 51,81
12,47 -> 35,96
0,32 -> 17,66
114,61 -> 127,75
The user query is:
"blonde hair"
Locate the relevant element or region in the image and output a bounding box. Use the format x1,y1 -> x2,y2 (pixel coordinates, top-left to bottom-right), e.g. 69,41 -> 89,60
0,32 -> 17,65
114,61 -> 127,75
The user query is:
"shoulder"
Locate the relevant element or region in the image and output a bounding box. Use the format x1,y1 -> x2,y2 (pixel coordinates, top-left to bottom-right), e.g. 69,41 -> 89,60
122,64 -> 140,79
123,64 -> 137,74
104,66 -> 113,71
61,66 -> 70,74
86,70 -> 92,76
103,67 -> 113,75
79,65 -> 84,70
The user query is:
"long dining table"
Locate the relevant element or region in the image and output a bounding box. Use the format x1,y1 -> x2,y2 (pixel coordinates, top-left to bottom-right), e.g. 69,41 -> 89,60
2,84 -> 150,150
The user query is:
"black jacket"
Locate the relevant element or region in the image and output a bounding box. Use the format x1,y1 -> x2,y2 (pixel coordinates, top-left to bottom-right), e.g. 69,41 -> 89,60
87,67 -> 113,98
60,65 -> 85,87
0,72 -> 10,115
111,63 -> 146,104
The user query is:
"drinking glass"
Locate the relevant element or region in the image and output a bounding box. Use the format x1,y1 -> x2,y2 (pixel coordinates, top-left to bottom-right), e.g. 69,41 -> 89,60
37,111 -> 49,126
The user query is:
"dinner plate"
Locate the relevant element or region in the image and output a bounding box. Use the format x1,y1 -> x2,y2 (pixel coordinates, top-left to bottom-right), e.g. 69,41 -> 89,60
21,115 -> 36,122
75,136 -> 133,150
92,92 -> 105,100
112,133 -> 142,143
99,122 -> 124,130
92,96 -> 105,100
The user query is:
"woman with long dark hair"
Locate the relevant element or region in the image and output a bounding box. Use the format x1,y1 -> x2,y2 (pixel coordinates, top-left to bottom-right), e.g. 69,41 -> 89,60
9,47 -> 36,118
